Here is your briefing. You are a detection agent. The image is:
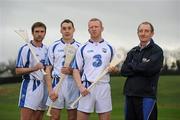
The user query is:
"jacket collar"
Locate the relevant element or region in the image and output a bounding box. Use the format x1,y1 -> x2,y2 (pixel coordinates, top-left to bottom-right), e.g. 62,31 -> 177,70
136,39 -> 154,51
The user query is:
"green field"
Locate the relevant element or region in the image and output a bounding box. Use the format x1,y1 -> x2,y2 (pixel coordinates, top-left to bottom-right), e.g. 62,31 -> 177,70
0,76 -> 180,120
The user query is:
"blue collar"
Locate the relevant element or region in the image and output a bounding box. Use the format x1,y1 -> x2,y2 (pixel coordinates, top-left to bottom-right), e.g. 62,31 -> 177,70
88,39 -> 104,43
60,38 -> 75,44
30,40 -> 43,48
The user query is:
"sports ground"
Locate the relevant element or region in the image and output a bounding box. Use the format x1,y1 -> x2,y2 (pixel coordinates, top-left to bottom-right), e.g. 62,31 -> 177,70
0,76 -> 179,120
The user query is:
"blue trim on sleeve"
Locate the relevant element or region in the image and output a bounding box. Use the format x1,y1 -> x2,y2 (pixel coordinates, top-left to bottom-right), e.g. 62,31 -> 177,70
51,42 -> 60,66
75,59 -> 79,69
45,57 -> 52,66
16,44 -> 27,67
22,49 -> 31,80
25,49 -> 31,67
80,44 -> 87,69
71,55 -> 79,69
52,43 -> 59,53
48,58 -> 52,66
80,45 -> 86,59
107,44 -> 114,62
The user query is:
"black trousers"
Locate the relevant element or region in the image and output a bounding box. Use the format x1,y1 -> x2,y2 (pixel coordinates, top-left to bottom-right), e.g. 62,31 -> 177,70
125,96 -> 157,120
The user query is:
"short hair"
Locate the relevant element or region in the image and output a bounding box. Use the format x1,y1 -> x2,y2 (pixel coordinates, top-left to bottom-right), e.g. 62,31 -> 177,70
88,18 -> 103,27
137,21 -> 154,32
31,22 -> 46,33
60,19 -> 74,28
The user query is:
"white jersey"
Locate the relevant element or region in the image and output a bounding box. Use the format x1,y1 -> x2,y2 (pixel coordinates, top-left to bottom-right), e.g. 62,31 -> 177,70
16,41 -> 48,81
46,38 -> 81,109
74,39 -> 114,84
16,41 -> 48,110
46,38 -> 80,81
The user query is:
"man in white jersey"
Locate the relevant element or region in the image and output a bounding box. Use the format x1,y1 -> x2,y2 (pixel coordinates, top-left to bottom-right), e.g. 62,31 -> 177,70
16,22 -> 48,120
73,18 -> 118,120
45,19 -> 80,120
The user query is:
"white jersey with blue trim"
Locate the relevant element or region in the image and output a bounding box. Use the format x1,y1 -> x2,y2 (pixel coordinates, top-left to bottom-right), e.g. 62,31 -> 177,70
46,39 -> 81,78
16,41 -> 48,81
74,39 -> 114,83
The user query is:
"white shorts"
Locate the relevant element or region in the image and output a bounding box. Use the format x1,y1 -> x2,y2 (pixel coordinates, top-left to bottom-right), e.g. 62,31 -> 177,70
18,79 -> 48,111
37,84 -> 48,111
78,82 -> 112,113
46,76 -> 79,109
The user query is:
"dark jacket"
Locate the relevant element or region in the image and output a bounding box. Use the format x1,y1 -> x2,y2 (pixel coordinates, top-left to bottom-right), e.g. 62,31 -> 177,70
121,39 -> 164,98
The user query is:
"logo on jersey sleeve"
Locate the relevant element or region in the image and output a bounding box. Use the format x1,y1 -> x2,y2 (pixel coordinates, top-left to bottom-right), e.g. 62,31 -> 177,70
58,49 -> 64,52
92,54 -> 102,67
102,48 -> 107,53
87,50 -> 94,53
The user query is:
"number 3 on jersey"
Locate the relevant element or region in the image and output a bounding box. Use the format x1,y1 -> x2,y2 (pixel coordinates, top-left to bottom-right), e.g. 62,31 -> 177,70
93,54 -> 102,67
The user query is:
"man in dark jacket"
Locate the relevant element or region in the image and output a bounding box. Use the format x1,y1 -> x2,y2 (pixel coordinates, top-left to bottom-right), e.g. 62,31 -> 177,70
121,21 -> 164,120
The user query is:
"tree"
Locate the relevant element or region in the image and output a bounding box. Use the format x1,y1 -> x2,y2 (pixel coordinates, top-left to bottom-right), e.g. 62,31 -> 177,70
0,59 -> 16,77
171,62 -> 177,70
6,59 -> 16,76
0,62 -> 8,74
176,60 -> 180,72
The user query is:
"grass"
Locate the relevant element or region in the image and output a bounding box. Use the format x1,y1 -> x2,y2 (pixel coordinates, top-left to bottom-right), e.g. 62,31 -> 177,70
0,76 -> 180,120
